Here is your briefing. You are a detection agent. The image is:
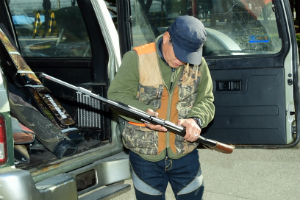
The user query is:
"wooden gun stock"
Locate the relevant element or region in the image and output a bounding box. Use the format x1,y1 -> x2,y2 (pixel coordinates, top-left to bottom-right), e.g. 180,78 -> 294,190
196,136 -> 234,154
215,142 -> 235,154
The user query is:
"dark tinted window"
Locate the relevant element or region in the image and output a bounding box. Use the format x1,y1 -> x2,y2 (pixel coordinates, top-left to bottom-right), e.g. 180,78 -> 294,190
130,0 -> 281,56
9,0 -> 91,57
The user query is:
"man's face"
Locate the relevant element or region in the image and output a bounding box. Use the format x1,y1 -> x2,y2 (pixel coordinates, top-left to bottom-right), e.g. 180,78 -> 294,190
162,32 -> 185,68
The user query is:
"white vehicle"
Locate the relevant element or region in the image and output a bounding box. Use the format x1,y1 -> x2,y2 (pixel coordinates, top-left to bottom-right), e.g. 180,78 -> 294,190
0,0 -> 299,199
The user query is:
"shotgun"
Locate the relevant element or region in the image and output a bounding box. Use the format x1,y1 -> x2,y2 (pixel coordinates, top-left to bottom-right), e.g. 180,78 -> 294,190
39,73 -> 235,154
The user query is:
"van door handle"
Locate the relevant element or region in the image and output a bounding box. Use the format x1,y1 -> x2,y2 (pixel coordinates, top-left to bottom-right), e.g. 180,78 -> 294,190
216,80 -> 242,91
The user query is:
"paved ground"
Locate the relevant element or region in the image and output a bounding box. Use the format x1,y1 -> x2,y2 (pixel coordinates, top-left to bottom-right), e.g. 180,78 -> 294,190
111,143 -> 300,200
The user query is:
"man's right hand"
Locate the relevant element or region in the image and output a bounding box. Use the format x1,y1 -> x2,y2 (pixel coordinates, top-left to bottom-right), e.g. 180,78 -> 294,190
144,109 -> 167,132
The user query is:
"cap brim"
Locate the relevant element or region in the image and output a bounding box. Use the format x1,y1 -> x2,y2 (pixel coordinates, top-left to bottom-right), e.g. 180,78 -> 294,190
172,42 -> 202,66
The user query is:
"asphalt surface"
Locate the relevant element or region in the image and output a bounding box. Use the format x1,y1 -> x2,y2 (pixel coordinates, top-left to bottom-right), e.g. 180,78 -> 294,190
111,143 -> 300,200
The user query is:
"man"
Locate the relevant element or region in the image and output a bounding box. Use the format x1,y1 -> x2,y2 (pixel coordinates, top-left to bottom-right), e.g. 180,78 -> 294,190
108,15 -> 215,200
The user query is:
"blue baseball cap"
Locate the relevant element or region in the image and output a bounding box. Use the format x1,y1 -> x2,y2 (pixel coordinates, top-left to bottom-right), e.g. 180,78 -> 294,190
168,15 -> 207,65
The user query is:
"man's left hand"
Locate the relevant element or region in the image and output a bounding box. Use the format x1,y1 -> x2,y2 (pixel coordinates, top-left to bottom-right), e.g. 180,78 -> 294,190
178,118 -> 201,142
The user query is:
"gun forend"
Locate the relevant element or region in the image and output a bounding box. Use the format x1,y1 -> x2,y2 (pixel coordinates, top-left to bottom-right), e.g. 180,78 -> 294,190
198,136 -> 235,154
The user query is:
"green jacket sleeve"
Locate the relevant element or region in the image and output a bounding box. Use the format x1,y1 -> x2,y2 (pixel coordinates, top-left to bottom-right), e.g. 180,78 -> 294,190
107,51 -> 155,121
187,59 -> 215,128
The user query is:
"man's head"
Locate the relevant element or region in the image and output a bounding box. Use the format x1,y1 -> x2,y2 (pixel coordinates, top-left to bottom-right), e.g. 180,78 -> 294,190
162,15 -> 206,68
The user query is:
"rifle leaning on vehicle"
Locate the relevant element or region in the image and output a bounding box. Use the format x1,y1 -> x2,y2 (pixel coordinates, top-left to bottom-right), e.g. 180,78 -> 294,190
39,73 -> 235,154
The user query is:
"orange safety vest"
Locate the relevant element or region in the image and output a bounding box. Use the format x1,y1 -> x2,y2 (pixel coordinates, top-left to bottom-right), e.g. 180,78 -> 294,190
122,42 -> 202,159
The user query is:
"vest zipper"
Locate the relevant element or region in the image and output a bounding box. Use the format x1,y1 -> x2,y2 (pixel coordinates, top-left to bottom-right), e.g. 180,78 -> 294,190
169,68 -> 176,90
166,91 -> 173,152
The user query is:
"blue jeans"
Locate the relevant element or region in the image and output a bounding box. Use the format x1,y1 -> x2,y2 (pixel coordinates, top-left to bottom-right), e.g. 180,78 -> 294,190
129,149 -> 204,200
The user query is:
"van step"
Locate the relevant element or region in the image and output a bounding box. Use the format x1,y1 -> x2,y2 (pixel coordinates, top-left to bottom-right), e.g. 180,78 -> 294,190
78,183 -> 131,200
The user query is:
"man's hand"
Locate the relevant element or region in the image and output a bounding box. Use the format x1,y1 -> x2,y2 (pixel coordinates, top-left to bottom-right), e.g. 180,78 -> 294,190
144,109 -> 167,132
178,118 -> 201,142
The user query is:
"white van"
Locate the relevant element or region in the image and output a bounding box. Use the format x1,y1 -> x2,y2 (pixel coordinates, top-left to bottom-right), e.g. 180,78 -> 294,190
0,0 -> 299,199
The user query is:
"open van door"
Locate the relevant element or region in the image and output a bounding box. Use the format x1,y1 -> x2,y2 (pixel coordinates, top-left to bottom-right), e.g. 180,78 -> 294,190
117,0 -> 299,147
0,1 -> 130,199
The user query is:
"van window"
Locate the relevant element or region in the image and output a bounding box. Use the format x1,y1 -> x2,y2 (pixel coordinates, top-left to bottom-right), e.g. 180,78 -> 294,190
8,0 -> 91,58
130,0 -> 282,56
105,0 -> 117,28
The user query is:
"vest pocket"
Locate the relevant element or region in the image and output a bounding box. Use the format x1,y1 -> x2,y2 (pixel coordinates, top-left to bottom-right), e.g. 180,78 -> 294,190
177,85 -> 198,118
174,134 -> 198,154
137,85 -> 163,110
122,123 -> 159,155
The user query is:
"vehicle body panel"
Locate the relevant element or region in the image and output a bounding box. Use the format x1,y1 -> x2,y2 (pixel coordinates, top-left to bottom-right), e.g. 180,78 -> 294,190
0,70 -> 14,167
